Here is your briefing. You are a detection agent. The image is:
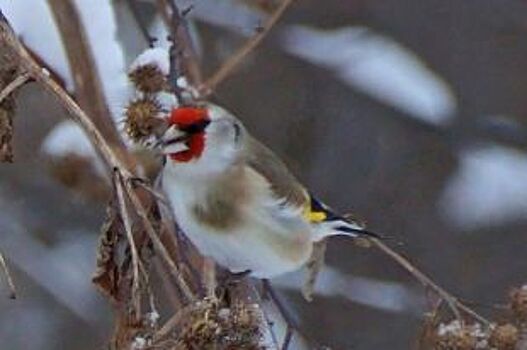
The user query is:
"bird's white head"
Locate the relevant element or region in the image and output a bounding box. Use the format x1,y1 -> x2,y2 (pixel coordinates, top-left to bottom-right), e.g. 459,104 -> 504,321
160,103 -> 244,176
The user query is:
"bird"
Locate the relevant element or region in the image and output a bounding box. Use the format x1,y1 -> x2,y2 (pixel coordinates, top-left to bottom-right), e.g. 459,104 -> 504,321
159,102 -> 375,279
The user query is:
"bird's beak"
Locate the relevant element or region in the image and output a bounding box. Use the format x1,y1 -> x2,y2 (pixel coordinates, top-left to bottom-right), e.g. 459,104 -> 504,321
156,125 -> 190,154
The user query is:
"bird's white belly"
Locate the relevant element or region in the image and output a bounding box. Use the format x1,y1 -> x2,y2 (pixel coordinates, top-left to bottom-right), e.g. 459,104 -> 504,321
163,179 -> 313,278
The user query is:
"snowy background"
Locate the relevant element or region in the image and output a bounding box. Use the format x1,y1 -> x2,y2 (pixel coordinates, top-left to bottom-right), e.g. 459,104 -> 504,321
1,0 -> 527,349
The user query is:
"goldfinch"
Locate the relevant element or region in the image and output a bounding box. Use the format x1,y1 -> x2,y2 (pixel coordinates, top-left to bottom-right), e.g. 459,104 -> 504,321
160,102 -> 374,278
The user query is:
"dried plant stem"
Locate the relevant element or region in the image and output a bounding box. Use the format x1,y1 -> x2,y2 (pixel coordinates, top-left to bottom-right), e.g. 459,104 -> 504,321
114,173 -> 142,319
0,250 -> 16,299
0,71 -> 30,104
203,257 -> 216,298
251,283 -> 281,349
124,180 -> 195,301
281,325 -> 294,350
156,0 -> 202,87
126,0 -> 156,45
47,0 -> 124,145
154,303 -> 195,341
1,10 -> 195,301
199,0 -> 296,96
369,237 -> 491,326
1,10 -> 131,172
263,279 -> 319,349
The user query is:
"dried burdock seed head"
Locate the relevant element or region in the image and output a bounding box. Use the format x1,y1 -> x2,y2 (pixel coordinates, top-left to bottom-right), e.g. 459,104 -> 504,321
434,329 -> 477,350
128,64 -> 168,94
125,98 -> 165,143
489,324 -> 519,350
434,320 -> 487,350
175,299 -> 265,350
510,285 -> 527,322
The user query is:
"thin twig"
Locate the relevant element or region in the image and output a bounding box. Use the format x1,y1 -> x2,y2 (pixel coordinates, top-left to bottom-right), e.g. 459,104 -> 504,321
198,0 -> 296,96
251,282 -> 281,349
369,237 -> 491,326
124,180 -> 195,301
130,178 -> 171,208
281,325 -> 293,350
0,71 -> 30,104
126,0 -> 156,46
203,257 -> 216,298
114,172 -> 142,319
154,258 -> 184,310
154,303 -> 195,341
263,279 -> 324,348
47,0 -> 124,146
1,6 -> 196,303
0,250 -> 16,299
156,0 -> 202,87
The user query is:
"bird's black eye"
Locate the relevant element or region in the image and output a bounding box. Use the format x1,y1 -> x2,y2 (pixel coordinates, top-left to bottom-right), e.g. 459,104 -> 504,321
179,119 -> 211,134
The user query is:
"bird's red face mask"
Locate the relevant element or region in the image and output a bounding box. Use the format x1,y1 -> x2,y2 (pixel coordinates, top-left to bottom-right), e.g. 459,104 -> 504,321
161,107 -> 211,162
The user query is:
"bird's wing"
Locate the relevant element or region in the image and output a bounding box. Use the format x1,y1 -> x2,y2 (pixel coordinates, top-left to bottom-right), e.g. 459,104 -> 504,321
243,136 -> 308,209
243,136 -> 376,240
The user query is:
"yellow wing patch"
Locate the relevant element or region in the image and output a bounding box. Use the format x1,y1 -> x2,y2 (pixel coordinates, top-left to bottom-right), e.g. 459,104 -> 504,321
302,203 -> 328,223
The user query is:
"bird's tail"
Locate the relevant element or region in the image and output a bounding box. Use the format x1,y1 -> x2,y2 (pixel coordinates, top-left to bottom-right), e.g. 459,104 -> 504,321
305,195 -> 381,241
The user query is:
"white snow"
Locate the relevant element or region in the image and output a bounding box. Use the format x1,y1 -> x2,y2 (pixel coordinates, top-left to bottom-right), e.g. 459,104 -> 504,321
42,121 -> 95,158
0,0 -> 132,121
73,0 -> 132,121
41,120 -> 106,176
282,26 -> 457,125
0,1 -> 74,90
439,144 -> 527,230
130,47 -> 170,76
156,91 -> 179,111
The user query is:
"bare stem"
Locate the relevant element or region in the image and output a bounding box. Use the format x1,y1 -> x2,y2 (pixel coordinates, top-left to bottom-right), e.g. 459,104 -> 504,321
126,0 -> 156,46
114,173 -> 142,319
0,71 -> 30,104
198,0 -> 296,96
369,237 -> 491,326
47,0 -> 124,147
156,0 -> 202,88
0,250 -> 16,299
124,180 -> 195,301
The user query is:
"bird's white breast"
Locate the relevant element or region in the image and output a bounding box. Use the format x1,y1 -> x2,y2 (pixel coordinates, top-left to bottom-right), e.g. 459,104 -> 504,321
162,163 -> 314,278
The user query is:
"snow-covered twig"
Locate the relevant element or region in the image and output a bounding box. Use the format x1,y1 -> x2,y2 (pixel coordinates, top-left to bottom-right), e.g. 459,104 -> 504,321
114,172 -> 143,320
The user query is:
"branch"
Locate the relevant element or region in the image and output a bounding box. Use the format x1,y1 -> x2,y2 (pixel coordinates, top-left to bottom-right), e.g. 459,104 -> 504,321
0,13 -> 133,173
1,2 -> 196,305
0,71 -> 30,104
198,0 -> 296,96
124,179 -> 195,301
369,237 -> 491,326
156,0 -> 202,87
0,250 -> 16,299
126,0 -> 156,46
114,172 -> 142,319
47,0 -> 125,148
